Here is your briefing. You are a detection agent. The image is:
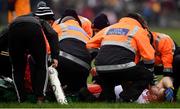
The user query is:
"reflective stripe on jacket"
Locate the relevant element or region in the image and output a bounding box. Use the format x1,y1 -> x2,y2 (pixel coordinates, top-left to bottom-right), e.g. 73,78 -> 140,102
53,19 -> 91,69
87,17 -> 155,64
53,20 -> 90,44
152,32 -> 175,72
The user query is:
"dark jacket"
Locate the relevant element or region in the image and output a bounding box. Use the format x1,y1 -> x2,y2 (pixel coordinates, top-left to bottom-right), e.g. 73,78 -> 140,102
6,14 -> 59,60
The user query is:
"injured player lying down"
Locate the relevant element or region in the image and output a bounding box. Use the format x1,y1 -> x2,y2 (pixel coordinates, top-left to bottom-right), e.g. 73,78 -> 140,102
88,76 -> 174,103
115,76 -> 174,103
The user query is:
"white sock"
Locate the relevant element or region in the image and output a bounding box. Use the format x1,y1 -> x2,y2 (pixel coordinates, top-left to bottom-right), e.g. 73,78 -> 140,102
114,85 -> 123,100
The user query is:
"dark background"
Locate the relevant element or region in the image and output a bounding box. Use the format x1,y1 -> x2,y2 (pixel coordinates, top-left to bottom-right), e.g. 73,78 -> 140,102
0,0 -> 180,28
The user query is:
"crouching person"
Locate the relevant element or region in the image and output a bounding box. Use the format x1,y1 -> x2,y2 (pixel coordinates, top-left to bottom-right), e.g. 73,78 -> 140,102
53,9 -> 92,98
87,13 -> 154,102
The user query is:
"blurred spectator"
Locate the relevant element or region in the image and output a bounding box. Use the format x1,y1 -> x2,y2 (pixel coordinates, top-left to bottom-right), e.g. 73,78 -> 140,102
79,6 -> 94,20
0,0 -> 2,26
0,0 -> 2,11
0,0 -> 7,27
151,0 -> 161,25
142,1 -> 153,24
160,0 -> 176,27
102,10 -> 118,24
8,0 -> 31,23
177,0 -> 180,11
0,0 -> 180,28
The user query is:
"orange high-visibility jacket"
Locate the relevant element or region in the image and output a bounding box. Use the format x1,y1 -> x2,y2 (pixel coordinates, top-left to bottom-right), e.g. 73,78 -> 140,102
53,20 -> 90,43
8,0 -> 31,23
79,16 -> 93,38
87,17 -> 155,64
152,32 -> 175,72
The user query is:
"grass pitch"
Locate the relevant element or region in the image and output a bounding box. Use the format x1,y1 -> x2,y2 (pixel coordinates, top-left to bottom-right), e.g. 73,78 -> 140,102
0,102 -> 180,108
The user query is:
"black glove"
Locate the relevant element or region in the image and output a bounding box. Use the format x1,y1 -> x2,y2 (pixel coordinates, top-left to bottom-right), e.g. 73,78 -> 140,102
88,48 -> 99,60
163,68 -> 173,77
142,60 -> 154,72
150,73 -> 158,85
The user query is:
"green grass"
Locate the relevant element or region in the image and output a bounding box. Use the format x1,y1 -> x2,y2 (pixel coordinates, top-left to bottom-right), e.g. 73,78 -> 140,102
1,102 -> 180,108
1,28 -> 180,108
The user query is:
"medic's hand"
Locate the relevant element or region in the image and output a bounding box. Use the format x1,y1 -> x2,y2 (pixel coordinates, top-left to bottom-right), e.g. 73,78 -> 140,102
51,59 -> 58,68
150,73 -> 158,85
163,69 -> 173,77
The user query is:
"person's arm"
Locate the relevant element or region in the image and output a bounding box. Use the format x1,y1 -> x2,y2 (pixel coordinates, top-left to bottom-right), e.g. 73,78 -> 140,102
86,29 -> 104,49
86,29 -> 104,60
158,38 -> 174,77
157,76 -> 173,89
136,29 -> 155,71
41,20 -> 59,67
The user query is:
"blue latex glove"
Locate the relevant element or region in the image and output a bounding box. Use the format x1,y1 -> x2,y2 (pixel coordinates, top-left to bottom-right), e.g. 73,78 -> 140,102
164,88 -> 174,102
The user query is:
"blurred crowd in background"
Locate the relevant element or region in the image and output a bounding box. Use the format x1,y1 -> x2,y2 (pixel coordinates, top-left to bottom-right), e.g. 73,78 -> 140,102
0,0 -> 180,28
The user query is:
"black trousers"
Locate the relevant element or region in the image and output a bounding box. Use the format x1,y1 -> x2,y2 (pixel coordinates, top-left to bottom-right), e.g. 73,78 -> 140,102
8,22 -> 48,102
173,47 -> 180,100
97,65 -> 153,102
57,56 -> 89,95
0,54 -> 12,77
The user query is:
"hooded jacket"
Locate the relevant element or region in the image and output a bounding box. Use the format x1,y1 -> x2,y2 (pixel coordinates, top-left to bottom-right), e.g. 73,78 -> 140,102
87,17 -> 155,66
